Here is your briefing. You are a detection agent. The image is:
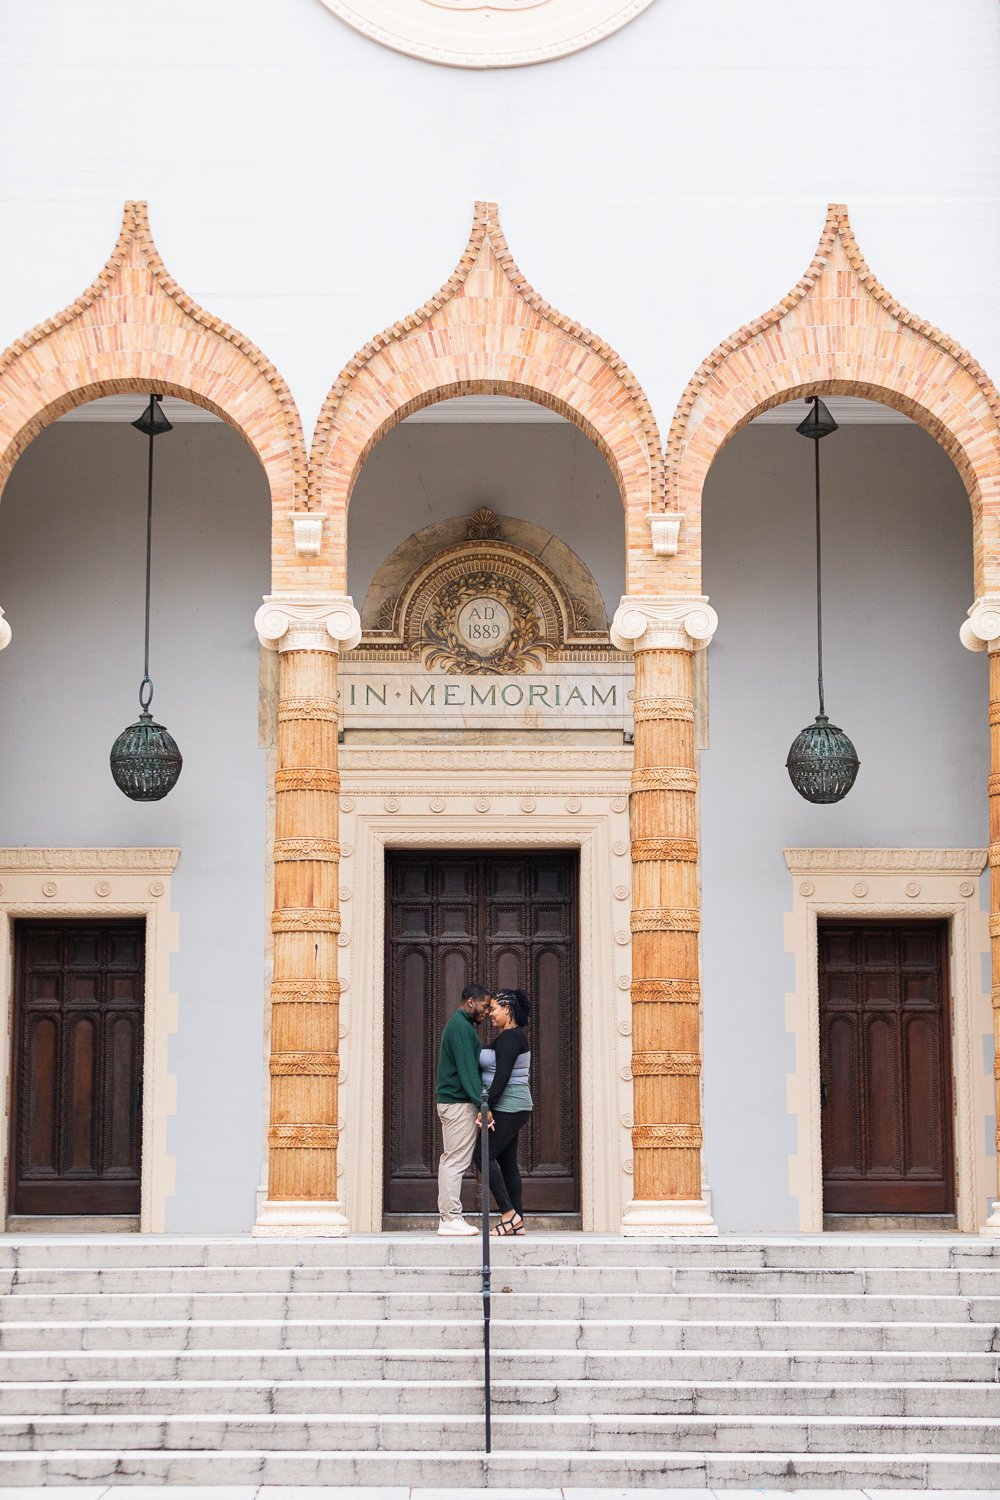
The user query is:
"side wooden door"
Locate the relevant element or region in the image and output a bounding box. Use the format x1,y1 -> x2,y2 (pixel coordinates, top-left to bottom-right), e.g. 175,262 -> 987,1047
10,920 -> 145,1216
819,920 -> 954,1214
384,850 -> 579,1215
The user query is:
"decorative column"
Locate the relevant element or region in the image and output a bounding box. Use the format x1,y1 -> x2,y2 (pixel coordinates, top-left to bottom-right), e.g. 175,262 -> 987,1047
611,594 -> 718,1236
252,593 -> 362,1236
960,596 -> 1000,1232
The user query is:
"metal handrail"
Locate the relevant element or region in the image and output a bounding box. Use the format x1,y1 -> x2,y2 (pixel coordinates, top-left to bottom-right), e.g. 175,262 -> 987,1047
479,1085 -> 492,1453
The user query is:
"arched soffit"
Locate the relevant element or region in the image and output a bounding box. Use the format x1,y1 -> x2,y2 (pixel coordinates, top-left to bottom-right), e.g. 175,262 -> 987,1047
311,201 -> 662,592
666,204 -> 1000,595
0,202 -> 308,533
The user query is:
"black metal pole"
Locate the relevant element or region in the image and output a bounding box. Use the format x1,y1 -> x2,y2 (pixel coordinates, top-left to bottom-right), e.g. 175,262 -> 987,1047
480,1085 -> 492,1454
812,401 -> 825,718
141,396 -> 156,712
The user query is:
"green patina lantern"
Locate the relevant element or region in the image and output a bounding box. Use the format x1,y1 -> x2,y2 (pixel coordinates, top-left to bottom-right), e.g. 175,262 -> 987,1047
785,397 -> 859,804
110,395 -> 183,802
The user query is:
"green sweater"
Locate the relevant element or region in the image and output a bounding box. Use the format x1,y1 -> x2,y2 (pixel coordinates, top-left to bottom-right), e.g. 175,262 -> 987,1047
435,1009 -> 484,1106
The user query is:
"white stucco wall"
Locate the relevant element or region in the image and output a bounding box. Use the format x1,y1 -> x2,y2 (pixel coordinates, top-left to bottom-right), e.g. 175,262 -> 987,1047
0,0 -> 996,447
701,418 -> 990,1229
0,419 -> 270,1232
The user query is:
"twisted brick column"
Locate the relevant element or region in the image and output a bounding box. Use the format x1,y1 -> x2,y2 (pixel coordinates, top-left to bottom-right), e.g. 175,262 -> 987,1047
961,596 -> 1000,1232
252,594 -> 362,1236
612,596 -> 718,1235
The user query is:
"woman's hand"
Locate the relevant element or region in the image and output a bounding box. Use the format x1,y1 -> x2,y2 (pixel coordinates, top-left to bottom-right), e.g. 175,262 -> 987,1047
475,1111 -> 496,1130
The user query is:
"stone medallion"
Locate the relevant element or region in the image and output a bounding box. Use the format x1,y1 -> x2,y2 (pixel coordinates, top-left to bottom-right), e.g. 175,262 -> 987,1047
315,0 -> 657,68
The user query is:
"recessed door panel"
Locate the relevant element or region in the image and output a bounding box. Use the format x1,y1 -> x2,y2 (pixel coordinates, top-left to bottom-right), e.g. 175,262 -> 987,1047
11,920 -> 145,1215
385,851 -> 579,1214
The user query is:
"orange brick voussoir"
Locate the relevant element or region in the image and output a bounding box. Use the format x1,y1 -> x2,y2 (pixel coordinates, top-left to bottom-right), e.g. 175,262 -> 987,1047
666,203 -> 1000,592
310,202 -> 664,591
0,201 -> 308,523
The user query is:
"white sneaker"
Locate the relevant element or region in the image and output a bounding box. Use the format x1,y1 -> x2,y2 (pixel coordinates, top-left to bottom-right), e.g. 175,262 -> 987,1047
436,1218 -> 478,1236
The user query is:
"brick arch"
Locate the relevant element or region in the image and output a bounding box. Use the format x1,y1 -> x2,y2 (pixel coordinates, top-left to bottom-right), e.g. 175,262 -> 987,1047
666,204 -> 1000,595
0,200 -> 308,582
310,201 -> 663,594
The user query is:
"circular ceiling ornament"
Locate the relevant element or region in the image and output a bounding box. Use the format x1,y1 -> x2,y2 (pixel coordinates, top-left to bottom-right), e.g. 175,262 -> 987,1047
317,0 -> 657,68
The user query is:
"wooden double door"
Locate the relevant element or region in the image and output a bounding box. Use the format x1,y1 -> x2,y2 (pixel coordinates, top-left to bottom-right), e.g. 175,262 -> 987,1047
385,850 -> 579,1215
9,921 -> 145,1216
820,920 -> 954,1215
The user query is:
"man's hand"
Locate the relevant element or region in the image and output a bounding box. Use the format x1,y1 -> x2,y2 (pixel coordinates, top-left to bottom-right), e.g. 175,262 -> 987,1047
475,1111 -> 496,1130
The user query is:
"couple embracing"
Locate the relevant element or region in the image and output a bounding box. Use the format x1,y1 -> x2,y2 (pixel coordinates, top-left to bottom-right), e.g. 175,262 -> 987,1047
434,983 -> 532,1237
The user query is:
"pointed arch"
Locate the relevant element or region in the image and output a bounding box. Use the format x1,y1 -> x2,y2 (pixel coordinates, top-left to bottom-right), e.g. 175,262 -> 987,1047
310,201 -> 663,593
0,201 -> 308,581
666,204 -> 1000,594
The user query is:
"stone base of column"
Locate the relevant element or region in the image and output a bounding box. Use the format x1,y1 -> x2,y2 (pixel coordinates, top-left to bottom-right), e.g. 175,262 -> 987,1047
621,1197 -> 718,1237
982,1202 -> 1000,1236
252,1198 -> 350,1238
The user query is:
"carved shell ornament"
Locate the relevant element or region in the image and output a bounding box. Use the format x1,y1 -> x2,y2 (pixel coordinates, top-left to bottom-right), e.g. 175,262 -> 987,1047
313,0 -> 657,68
423,569 -> 545,675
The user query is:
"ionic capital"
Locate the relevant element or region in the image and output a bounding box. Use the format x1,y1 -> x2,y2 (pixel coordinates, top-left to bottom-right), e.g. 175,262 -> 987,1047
0,607 -> 10,651
611,594 -> 718,653
960,596 -> 1000,653
255,594 -> 362,654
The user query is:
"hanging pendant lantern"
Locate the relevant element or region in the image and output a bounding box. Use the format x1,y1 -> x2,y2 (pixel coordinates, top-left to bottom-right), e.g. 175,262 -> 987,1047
110,395 -> 183,801
785,396 -> 859,804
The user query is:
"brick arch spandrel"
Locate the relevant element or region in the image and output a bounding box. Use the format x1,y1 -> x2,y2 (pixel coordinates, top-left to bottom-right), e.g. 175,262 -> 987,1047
310,201 -> 663,595
0,201 -> 308,589
666,204 -> 1000,596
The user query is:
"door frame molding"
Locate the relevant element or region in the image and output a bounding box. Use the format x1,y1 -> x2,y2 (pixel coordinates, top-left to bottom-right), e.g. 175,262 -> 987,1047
0,848 -> 180,1232
783,848 -> 991,1232
328,746 -> 634,1232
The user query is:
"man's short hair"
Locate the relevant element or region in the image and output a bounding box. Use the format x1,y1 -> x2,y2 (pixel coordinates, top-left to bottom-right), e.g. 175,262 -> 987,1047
461,983 -> 489,1002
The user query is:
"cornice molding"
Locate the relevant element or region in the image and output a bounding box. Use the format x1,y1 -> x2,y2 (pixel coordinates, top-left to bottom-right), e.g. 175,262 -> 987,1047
610,595 -> 718,653
340,747 -> 633,771
784,847 -> 987,875
255,595 -> 363,654
0,848 -> 180,873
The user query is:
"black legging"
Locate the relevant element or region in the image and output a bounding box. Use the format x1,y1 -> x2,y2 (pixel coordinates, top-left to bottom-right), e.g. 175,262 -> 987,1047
472,1108 -> 531,1216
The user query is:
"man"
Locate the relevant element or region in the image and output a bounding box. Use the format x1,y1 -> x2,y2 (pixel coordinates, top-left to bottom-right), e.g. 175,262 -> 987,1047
434,982 -> 491,1236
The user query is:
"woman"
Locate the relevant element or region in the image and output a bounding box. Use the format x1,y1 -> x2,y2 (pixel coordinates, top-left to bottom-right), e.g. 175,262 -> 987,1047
473,987 -> 532,1235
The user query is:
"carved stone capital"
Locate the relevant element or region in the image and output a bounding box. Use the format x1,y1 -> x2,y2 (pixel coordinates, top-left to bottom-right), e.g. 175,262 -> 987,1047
0,606 -> 11,651
960,596 -> 1000,652
610,594 -> 718,653
255,594 -> 362,654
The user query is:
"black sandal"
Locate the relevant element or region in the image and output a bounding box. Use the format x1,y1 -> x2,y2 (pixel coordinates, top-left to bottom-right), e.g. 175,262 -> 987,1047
492,1213 -> 523,1236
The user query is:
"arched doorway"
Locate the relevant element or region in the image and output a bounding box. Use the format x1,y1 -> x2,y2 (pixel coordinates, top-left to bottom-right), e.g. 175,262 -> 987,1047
666,205 -> 1000,1234
0,205 -> 303,1233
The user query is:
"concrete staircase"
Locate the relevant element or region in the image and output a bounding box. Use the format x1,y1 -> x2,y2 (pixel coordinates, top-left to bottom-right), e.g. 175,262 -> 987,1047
0,1234 -> 998,1488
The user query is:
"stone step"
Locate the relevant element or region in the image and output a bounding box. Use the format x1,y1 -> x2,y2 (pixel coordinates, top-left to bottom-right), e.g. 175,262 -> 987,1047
2,1346 -> 997,1385
2,1411 -> 999,1454
2,1234 -> 998,1269
3,1315 -> 997,1353
4,1376 -> 999,1418
4,1289 -> 999,1326
5,1263 -> 1000,1295
1,1446 -> 999,1490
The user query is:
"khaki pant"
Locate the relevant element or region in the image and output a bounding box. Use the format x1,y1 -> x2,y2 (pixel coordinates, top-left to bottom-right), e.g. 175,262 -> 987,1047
436,1101 -> 478,1221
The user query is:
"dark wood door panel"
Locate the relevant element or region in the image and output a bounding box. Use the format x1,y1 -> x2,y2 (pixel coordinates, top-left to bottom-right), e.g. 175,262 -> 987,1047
11,920 -> 145,1215
820,920 -> 953,1215
385,851 -> 579,1214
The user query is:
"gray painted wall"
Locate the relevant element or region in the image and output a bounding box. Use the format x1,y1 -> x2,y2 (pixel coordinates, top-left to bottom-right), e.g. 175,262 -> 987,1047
348,419 -> 626,616
0,413 -> 988,1231
0,420 -> 270,1231
700,421 -> 988,1229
